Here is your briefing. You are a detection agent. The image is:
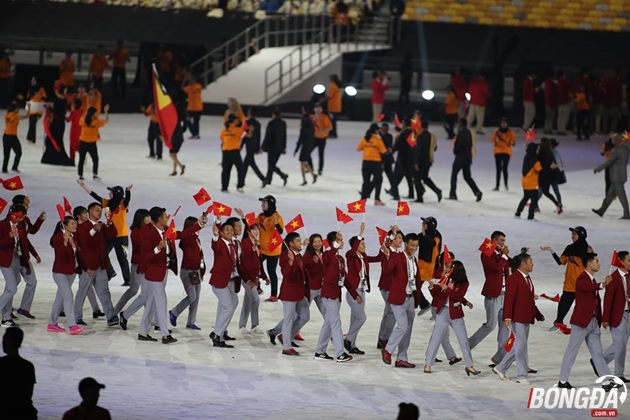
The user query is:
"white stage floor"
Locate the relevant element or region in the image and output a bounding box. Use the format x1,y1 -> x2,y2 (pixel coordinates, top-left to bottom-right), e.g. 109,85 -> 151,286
5,114 -> 630,419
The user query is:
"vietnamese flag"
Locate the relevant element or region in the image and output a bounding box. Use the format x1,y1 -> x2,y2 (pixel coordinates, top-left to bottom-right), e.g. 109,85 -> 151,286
322,238 -> 330,249
375,226 -> 388,246
611,250 -> 626,269
245,212 -> 257,227
478,237 -> 497,257
347,199 -> 366,214
63,196 -> 72,215
503,330 -> 515,352
242,119 -> 249,132
56,204 -> 66,222
396,201 -> 410,216
405,131 -> 417,148
0,197 -> 7,215
540,293 -> 560,303
212,201 -> 233,217
152,64 -> 178,150
164,219 -> 177,242
443,244 -> 452,265
394,113 -> 402,130
336,207 -> 353,224
410,116 -> 421,132
525,127 -> 535,142
377,113 -> 385,122
1,175 -> 24,191
285,214 -> 304,234
193,188 -> 211,206
268,229 -> 283,252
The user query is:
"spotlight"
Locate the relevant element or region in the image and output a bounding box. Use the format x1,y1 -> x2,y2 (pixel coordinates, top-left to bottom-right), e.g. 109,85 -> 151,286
422,90 -> 435,100
344,86 -> 358,97
465,92 -> 471,101
313,84 -> 325,94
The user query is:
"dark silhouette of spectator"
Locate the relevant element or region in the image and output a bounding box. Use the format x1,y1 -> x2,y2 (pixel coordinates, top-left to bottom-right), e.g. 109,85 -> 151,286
397,402 -> 420,420
0,327 -> 37,420
63,377 -> 112,420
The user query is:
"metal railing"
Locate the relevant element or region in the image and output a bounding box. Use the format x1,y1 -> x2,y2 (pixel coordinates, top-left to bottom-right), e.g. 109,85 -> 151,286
263,18 -> 395,102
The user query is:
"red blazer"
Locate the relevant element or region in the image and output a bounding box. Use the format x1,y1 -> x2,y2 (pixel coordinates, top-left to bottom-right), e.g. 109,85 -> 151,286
321,247 -> 357,301
303,250 -> 324,290
345,240 -> 381,292
22,216 -> 43,260
502,271 -> 543,325
378,248 -> 399,291
209,237 -> 238,289
238,237 -> 267,285
383,251 -> 421,307
603,270 -> 629,328
571,271 -> 604,328
138,224 -> 177,282
523,77 -> 535,103
130,227 -> 143,265
52,232 -> 77,275
179,230 -> 205,277
430,279 -> 470,320
278,249 -> 309,302
480,251 -> 510,299
0,218 -> 31,269
75,219 -> 117,271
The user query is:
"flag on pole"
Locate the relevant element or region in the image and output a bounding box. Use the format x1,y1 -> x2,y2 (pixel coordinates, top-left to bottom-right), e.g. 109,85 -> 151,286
63,196 -> 72,215
212,201 -> 233,217
346,199 -> 366,214
443,244 -> 452,265
336,207 -> 353,224
611,250 -> 626,269
322,238 -> 330,249
525,127 -> 535,142
164,219 -> 177,241
56,204 -> 66,222
376,226 -> 388,246
504,330 -> 515,352
285,214 -> 305,234
245,212 -> 257,227
478,238 -> 496,257
0,175 -> 24,191
394,113 -> 402,130
268,229 -> 283,252
405,131 -> 417,148
0,197 -> 7,215
396,201 -> 410,216
152,64 -> 178,150
192,188 -> 211,206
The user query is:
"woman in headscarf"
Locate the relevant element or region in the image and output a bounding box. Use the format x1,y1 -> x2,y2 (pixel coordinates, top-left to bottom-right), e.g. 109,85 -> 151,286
491,117 -> 516,191
515,142 -> 542,220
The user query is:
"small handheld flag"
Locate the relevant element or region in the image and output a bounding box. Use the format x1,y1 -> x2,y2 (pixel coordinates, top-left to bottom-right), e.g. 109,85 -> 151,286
0,175 -> 24,191
347,199 -> 366,214
611,250 -> 626,269
213,201 -> 233,217
56,204 -> 66,222
285,214 -> 305,234
268,229 -> 283,252
376,226 -> 388,246
336,207 -> 353,224
478,238 -> 496,257
193,188 -> 212,206
63,196 -> 72,215
164,219 -> 177,241
504,330 -> 515,352
443,244 -> 452,265
396,201 -> 410,217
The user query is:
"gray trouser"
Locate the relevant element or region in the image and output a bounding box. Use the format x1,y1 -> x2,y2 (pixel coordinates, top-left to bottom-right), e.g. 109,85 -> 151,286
598,182 -> 630,218
560,317 -> 612,382
271,297 -> 310,351
139,275 -> 169,337
469,295 -> 507,357
372,103 -> 384,122
345,288 -> 366,347
378,290 -> 395,341
49,273 -> 77,327
114,263 -> 140,314
425,306 -> 474,367
603,312 -> 630,377
74,268 -> 115,321
310,288 -> 325,318
557,103 -> 571,132
0,254 -> 21,320
212,281 -> 239,339
239,279 -> 260,328
544,106 -> 557,132
431,306 -> 456,360
171,268 -> 201,326
523,102 -> 536,129
495,322 -> 529,380
316,297 -> 345,357
467,105 -> 485,131
122,271 -> 152,319
385,296 -> 415,362
87,285 -> 100,312
12,261 -> 37,311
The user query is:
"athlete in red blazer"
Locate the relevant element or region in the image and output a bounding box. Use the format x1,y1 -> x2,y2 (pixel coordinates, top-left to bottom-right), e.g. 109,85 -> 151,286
0,214 -> 29,269
75,219 -> 117,272
52,232 -> 78,275
321,246 -> 357,301
480,249 -> 511,298
602,269 -> 628,329
571,271 -> 605,328
210,233 -> 237,289
239,236 -> 267,286
279,248 -> 309,302
430,278 -> 470,320
304,249 -> 324,291
602,255 -> 630,379
345,238 -> 383,292
502,271 -> 543,325
130,224 -> 144,267
386,251 -> 421,307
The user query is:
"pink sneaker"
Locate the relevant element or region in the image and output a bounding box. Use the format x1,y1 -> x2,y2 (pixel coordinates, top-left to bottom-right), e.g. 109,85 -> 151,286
47,324 -> 66,333
69,325 -> 84,335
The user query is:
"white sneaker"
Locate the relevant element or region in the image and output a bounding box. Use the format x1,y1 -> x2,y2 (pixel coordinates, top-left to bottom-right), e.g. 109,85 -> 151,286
239,327 -> 251,335
492,367 -> 509,381
516,378 -> 531,385
250,326 -> 264,335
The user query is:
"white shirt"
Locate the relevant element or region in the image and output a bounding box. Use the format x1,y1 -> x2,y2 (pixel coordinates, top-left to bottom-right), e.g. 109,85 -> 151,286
405,253 -> 417,295
152,224 -> 165,255
618,268 -> 629,302
517,269 -> 533,293
358,253 -> 366,288
87,218 -> 100,237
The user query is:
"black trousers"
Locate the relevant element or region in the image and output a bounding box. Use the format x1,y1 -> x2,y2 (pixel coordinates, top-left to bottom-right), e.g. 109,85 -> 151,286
576,110 -> 589,139
418,165 -> 441,197
539,175 -> 560,207
329,113 -> 338,138
313,137 -> 327,173
92,76 -> 103,92
515,189 -> 538,219
399,86 -> 411,106
0,78 -> 8,108
605,167 -> 611,196
111,68 -> 126,97
265,152 -> 286,183
27,114 -> 40,143
361,160 -> 383,201
494,153 -> 510,188
444,113 -> 458,139
262,255 -> 279,297
554,291 -> 575,324
392,161 -> 423,199
243,151 -> 265,183
78,141 -> 99,177
106,236 -> 130,283
450,158 -> 480,198
187,111 -> 201,136
2,134 -> 22,172
221,149 -> 245,191
147,121 -> 162,158
383,160 -> 395,191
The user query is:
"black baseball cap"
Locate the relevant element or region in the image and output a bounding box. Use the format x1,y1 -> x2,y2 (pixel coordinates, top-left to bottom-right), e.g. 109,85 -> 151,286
79,377 -> 105,393
421,216 -> 437,229
569,226 -> 587,239
107,186 -> 124,197
259,195 -> 276,206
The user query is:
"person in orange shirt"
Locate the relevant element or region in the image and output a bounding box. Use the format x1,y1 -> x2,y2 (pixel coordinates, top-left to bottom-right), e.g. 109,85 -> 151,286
331,0 -> 350,41
86,86 -> 102,116
109,40 -> 130,98
26,77 -> 47,144
66,98 -> 83,163
183,75 -> 203,139
220,114 -> 245,192
574,85 -> 590,140
357,123 -> 387,205
515,142 -> 542,220
444,85 -> 459,140
89,45 -> 108,92
492,117 -> 516,191
0,51 -> 11,108
3,102 -> 29,173
77,105 -> 109,181
156,45 -> 173,84
311,104 -> 332,175
224,97 -> 245,126
59,52 -> 76,88
76,84 -> 88,112
141,103 -> 162,160
325,75 -> 342,138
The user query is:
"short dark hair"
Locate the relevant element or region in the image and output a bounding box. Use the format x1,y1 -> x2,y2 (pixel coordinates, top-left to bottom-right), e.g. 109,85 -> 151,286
220,222 -> 232,232
582,252 -> 598,267
225,217 -> 241,227
326,231 -> 337,246
149,206 -> 166,223
404,233 -> 419,243
459,118 -> 468,127
88,202 -> 102,211
284,232 -> 300,246
491,231 -> 506,240
513,253 -> 531,270
272,107 -> 281,117
618,251 -> 629,262
3,327 -> 24,348
12,194 -> 26,205
73,206 -> 87,220
387,229 -> 404,238
349,236 -> 363,248
9,204 -> 27,215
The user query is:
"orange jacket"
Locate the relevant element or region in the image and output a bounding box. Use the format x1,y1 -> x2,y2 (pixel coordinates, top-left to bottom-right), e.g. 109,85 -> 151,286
183,83 -> 203,112
492,129 -> 516,156
522,161 -> 542,190
327,83 -> 342,113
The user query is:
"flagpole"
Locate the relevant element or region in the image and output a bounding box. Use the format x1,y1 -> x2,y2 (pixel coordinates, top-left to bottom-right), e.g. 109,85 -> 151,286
337,221 -> 340,232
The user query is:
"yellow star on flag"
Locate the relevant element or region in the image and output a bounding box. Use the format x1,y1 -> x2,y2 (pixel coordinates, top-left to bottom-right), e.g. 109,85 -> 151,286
485,243 -> 494,249
200,195 -> 206,200
291,221 -> 299,228
9,182 -> 16,189
353,203 -> 362,211
217,205 -> 225,213
398,206 -> 404,213
270,238 -> 277,245
171,228 -> 177,234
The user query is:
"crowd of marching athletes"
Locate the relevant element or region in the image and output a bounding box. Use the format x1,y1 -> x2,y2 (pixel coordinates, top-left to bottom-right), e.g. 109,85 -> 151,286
0,175 -> 628,390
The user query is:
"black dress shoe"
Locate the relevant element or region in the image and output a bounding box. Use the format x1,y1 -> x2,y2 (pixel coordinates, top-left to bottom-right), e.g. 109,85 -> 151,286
344,339 -> 352,352
77,319 -> 87,326
119,312 -> 127,330
267,329 -> 276,345
138,334 -> 157,342
618,376 -> 630,383
527,368 -> 538,374
590,358 -> 599,377
60,311 -> 66,317
215,340 -> 234,348
223,332 -> 236,341
434,358 -> 443,363
162,335 -> 178,344
121,282 -> 130,287
558,381 -> 573,389
154,326 -> 173,334
349,347 -> 365,355
449,357 -> 462,365
92,310 -> 105,319
210,332 -> 221,346
488,363 -> 496,368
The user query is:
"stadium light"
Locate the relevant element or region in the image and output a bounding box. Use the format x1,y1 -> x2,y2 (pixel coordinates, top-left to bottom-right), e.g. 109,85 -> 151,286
313,84 -> 326,94
344,86 -> 358,97
422,90 -> 435,100
465,92 -> 471,101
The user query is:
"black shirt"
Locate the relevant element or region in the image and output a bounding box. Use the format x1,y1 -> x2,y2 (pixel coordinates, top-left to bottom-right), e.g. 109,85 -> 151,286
453,128 -> 473,160
244,117 -> 262,155
262,118 -> 287,154
0,355 -> 37,420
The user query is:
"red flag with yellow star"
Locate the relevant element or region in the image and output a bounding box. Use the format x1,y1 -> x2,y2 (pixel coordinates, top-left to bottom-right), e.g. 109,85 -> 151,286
405,131 -> 417,148
212,201 -> 233,217
0,197 -> 7,215
396,201 -> 410,216
56,204 -> 66,222
394,113 -> 402,130
375,226 -> 388,246
443,244 -> 452,265
611,250 -> 626,269
285,214 -> 304,234
63,196 -> 73,215
504,330 -> 515,352
152,64 -> 177,150
192,188 -> 211,206
164,219 -> 177,241
336,207 -> 353,224
1,175 -> 23,191
478,237 -> 497,257
346,199 -> 366,214
245,212 -> 257,227
268,229 -> 283,252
